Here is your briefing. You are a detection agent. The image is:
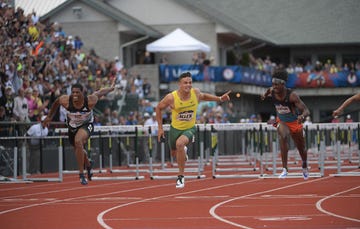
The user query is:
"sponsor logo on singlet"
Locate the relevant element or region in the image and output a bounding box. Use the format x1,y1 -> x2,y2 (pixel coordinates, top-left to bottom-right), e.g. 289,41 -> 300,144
275,104 -> 291,114
177,111 -> 194,121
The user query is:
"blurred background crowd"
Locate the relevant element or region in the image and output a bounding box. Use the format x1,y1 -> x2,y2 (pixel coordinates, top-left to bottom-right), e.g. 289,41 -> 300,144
0,3 -> 357,137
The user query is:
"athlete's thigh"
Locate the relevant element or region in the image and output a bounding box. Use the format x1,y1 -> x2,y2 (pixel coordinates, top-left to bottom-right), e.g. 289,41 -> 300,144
74,127 -> 90,145
277,122 -> 290,139
176,134 -> 190,148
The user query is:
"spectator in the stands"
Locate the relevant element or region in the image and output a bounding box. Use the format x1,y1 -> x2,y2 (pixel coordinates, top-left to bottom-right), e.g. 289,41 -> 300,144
143,51 -> 152,64
24,87 -> 37,121
304,61 -> 313,73
294,63 -> 304,74
114,56 -> 123,73
160,54 -> 168,65
0,86 -> 15,120
125,111 -> 138,125
111,110 -> 120,125
0,106 -> 10,136
304,116 -> 312,126
32,87 -> 49,121
142,77 -> 151,98
13,87 -> 29,133
134,74 -> 144,99
345,114 -> 353,123
74,36 -> 83,50
329,64 -> 338,74
286,64 -> 295,74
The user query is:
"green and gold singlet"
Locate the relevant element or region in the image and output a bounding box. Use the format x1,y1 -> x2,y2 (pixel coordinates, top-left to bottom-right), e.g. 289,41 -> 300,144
171,88 -> 198,130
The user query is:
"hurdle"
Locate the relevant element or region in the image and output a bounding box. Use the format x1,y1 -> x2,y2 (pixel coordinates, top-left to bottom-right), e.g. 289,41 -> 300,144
0,142 -> 33,183
261,138 -> 324,179
211,123 -> 266,178
330,123 -> 360,177
0,135 -> 65,183
55,126 -> 146,180
89,126 -> 146,180
150,124 -> 206,180
263,123 -> 359,179
54,128 -> 107,174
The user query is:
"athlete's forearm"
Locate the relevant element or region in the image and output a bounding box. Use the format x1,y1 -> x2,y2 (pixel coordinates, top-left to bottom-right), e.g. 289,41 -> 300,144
201,93 -> 222,102
94,86 -> 115,98
47,98 -> 60,120
337,95 -> 359,111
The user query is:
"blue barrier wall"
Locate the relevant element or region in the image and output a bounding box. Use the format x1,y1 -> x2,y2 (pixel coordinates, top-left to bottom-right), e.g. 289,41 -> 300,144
159,64 -> 360,88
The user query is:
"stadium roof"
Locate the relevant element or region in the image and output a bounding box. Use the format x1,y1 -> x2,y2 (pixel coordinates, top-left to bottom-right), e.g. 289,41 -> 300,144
15,0 -> 67,17
177,0 -> 360,45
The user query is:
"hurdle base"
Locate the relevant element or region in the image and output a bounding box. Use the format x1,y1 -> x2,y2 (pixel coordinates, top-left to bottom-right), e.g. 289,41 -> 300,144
63,169 -> 107,174
213,174 -> 261,179
151,175 -> 206,180
215,168 -> 258,172
92,176 -> 145,181
0,177 -> 33,183
110,169 -> 149,173
25,178 -> 62,182
330,172 -> 360,177
153,168 -> 199,173
261,173 -> 322,179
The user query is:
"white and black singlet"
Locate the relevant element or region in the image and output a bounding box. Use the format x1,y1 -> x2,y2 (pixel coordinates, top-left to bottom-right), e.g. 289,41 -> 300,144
66,96 -> 94,146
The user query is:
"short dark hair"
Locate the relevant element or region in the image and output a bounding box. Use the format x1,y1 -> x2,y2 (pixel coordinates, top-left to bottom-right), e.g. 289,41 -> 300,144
179,72 -> 192,81
272,68 -> 288,82
71,83 -> 83,92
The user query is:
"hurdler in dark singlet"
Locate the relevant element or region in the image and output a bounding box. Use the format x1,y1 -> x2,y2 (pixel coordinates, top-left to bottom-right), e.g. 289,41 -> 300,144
272,88 -> 302,133
67,96 -> 94,146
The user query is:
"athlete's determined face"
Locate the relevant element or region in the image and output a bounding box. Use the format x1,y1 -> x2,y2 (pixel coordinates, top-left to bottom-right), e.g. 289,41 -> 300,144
272,78 -> 285,94
71,87 -> 84,102
178,76 -> 192,93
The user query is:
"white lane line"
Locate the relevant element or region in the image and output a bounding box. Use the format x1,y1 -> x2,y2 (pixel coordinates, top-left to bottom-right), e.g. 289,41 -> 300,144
0,180 -> 173,215
316,185 -> 360,223
105,214 -> 326,222
0,179 -> 143,200
96,179 -> 260,229
0,175 -> 230,216
175,195 -> 229,199
209,176 -> 332,229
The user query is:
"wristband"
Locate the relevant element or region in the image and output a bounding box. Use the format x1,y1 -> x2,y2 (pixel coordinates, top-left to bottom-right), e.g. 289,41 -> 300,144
219,96 -> 222,102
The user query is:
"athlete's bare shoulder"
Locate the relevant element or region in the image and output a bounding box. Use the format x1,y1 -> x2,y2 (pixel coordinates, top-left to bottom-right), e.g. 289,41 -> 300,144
58,94 -> 70,107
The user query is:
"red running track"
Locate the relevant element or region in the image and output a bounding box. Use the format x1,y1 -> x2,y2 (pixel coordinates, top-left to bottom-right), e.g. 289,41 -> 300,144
0,169 -> 359,229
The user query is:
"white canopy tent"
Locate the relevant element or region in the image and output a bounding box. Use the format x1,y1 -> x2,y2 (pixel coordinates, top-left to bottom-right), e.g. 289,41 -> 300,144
146,28 -> 211,53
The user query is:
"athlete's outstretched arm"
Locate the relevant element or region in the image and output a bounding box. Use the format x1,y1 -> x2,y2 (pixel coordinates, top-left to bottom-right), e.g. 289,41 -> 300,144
333,93 -> 360,117
198,89 -> 231,102
93,78 -> 115,99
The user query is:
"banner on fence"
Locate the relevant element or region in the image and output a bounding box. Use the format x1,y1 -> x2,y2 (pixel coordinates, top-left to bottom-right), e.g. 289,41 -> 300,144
159,65 -> 360,88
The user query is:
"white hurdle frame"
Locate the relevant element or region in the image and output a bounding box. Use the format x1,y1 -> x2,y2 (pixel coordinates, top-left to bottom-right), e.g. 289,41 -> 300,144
209,123 -> 359,179
211,123 -> 266,178
2,123 -> 356,183
0,135 -> 63,183
330,123 -> 360,177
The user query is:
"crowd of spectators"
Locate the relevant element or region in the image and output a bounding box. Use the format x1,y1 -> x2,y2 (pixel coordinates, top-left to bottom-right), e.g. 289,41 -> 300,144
249,53 -> 360,77
0,3 -> 155,136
